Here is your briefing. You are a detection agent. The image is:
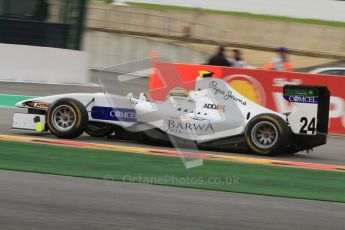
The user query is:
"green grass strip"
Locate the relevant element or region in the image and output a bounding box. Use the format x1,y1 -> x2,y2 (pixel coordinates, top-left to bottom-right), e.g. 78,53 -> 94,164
127,2 -> 345,28
0,140 -> 344,202
0,94 -> 35,108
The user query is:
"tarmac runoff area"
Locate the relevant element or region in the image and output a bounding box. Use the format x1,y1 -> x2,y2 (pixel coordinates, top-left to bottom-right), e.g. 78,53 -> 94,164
0,170 -> 344,230
0,82 -> 345,229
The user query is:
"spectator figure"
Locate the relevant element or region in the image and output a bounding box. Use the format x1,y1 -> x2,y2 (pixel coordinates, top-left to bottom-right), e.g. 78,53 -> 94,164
230,49 -> 247,68
33,0 -> 49,21
263,47 -> 293,71
207,46 -> 232,67
183,26 -> 192,38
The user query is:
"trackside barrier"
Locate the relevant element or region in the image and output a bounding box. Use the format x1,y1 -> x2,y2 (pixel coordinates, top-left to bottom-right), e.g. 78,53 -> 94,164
0,44 -> 89,84
149,62 -> 345,135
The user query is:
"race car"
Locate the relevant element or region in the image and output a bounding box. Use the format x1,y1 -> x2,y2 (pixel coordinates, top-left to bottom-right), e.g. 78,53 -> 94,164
12,73 -> 330,155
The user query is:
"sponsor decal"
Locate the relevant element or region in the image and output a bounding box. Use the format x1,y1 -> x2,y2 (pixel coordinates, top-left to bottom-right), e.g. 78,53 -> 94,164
273,78 -> 302,87
33,116 -> 43,132
33,102 -> 49,109
283,87 -> 318,104
208,81 -> 246,105
203,103 -> 225,112
223,74 -> 266,106
24,101 -> 50,109
166,120 -> 214,135
284,88 -> 316,96
284,95 -> 318,104
91,106 -> 137,122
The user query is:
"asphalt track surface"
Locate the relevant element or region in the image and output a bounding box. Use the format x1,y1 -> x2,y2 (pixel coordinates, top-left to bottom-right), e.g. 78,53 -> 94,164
1,170 -> 345,230
1,82 -> 345,229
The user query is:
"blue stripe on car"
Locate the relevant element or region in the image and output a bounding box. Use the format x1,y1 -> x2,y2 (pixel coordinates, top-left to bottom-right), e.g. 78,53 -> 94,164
91,106 -> 137,122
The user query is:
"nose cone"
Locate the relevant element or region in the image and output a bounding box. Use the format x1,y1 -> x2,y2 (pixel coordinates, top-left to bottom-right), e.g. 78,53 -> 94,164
15,98 -> 34,108
16,100 -> 26,108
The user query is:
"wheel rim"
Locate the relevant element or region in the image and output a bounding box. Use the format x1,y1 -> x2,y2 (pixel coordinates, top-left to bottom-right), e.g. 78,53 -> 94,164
52,105 -> 77,131
251,121 -> 278,149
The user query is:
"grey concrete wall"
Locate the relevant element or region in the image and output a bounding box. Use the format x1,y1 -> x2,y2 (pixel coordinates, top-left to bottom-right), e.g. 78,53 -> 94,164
83,31 -> 208,69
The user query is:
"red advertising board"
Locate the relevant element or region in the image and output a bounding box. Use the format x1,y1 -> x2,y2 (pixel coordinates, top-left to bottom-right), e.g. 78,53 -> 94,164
149,62 -> 345,135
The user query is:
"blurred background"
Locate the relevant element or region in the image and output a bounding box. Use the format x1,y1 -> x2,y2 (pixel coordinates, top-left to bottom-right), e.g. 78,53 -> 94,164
0,0 -> 344,84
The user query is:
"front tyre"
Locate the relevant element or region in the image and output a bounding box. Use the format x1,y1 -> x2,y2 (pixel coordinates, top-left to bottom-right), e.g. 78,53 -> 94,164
245,114 -> 289,155
46,98 -> 88,139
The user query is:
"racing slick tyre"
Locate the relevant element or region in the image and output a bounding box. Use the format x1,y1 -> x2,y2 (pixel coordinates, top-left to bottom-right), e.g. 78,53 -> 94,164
244,114 -> 290,155
85,122 -> 116,137
46,98 -> 88,139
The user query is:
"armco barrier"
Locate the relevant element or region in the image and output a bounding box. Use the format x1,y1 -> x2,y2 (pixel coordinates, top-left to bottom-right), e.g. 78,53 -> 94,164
0,44 -> 89,84
149,62 -> 345,135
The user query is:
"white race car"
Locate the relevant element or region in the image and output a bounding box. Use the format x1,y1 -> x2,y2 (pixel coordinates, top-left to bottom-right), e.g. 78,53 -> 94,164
12,74 -> 330,155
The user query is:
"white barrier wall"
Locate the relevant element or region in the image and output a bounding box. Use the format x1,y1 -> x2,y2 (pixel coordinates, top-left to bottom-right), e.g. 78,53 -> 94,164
0,44 -> 89,84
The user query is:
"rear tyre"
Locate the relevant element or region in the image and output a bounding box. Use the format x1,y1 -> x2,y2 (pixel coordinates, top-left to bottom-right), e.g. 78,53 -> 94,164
46,98 -> 88,139
85,122 -> 116,137
244,114 -> 289,155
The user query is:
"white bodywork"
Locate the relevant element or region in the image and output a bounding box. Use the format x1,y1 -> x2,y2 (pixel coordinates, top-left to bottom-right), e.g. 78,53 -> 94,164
13,77 -> 318,141
12,113 -> 46,131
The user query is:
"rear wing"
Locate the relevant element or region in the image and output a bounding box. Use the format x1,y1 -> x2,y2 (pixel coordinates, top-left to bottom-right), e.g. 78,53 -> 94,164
283,85 -> 330,135
283,85 -> 330,152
